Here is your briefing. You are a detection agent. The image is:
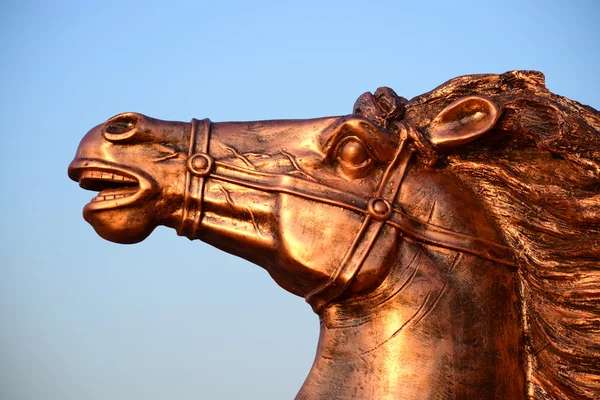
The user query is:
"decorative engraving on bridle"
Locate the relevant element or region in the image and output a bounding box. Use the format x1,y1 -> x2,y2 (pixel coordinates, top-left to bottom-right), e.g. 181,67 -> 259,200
180,118 -> 519,311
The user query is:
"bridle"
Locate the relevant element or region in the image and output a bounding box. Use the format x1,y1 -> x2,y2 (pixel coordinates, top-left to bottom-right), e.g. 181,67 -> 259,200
178,118 -> 518,312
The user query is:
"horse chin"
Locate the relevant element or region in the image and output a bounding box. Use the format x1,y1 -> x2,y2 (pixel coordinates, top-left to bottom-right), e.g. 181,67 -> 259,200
83,206 -> 156,244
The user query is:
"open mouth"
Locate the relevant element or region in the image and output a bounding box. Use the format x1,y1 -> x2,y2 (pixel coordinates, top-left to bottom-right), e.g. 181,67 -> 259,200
77,169 -> 140,206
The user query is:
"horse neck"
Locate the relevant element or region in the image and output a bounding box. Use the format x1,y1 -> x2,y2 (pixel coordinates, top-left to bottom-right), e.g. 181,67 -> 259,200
297,241 -> 526,400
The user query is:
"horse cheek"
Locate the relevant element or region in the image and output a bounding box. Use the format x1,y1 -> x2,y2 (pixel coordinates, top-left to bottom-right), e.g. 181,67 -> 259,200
277,194 -> 363,287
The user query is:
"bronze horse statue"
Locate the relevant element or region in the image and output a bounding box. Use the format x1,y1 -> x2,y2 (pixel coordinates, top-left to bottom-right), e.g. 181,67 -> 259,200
69,71 -> 600,399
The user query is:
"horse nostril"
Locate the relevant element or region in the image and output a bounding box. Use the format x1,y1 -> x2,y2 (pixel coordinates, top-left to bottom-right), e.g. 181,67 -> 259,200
103,114 -> 140,141
106,115 -> 137,135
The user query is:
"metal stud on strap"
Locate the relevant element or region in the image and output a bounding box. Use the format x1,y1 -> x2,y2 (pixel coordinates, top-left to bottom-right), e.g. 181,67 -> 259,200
367,197 -> 393,221
187,153 -> 215,177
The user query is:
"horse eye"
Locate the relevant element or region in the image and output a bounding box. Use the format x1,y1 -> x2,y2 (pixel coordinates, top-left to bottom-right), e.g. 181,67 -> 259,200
339,139 -> 369,167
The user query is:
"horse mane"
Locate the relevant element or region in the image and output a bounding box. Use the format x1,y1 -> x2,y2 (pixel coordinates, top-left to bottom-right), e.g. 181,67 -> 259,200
358,71 -> 600,399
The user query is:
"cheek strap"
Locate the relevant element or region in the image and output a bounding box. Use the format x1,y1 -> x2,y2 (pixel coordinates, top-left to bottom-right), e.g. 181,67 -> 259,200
305,125 -> 412,312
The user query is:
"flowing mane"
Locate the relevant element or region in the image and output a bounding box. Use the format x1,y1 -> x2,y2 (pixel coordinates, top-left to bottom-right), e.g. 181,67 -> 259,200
399,71 -> 600,399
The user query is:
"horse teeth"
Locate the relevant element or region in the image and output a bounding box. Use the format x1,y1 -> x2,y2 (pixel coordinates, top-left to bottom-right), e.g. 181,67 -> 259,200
80,170 -> 137,183
91,193 -> 133,202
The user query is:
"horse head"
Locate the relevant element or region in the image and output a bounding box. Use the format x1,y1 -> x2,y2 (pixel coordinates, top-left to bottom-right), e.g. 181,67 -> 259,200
69,71 -> 600,399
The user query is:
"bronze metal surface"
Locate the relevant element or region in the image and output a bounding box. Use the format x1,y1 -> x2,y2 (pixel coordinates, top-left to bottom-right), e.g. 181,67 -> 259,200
69,71 -> 600,399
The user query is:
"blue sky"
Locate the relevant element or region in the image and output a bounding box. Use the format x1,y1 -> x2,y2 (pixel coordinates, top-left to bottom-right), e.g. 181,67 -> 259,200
1,1 -> 598,399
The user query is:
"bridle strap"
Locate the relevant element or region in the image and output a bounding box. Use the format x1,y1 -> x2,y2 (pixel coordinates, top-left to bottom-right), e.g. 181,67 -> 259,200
305,127 -> 412,312
177,118 -> 213,238
202,161 -> 518,266
180,118 -> 519,311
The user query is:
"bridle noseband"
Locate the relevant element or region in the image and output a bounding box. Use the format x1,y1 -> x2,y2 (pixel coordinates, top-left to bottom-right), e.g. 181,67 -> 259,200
179,118 -> 518,312
177,118 -> 214,239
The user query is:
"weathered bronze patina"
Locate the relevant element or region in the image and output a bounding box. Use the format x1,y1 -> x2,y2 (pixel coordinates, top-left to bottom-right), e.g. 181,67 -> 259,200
69,71 -> 600,399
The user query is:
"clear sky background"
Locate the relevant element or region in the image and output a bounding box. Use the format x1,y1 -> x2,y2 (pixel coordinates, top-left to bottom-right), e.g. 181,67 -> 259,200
1,1 -> 598,399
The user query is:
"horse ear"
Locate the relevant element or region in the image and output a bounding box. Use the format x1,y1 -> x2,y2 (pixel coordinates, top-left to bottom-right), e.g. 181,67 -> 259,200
427,96 -> 501,148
